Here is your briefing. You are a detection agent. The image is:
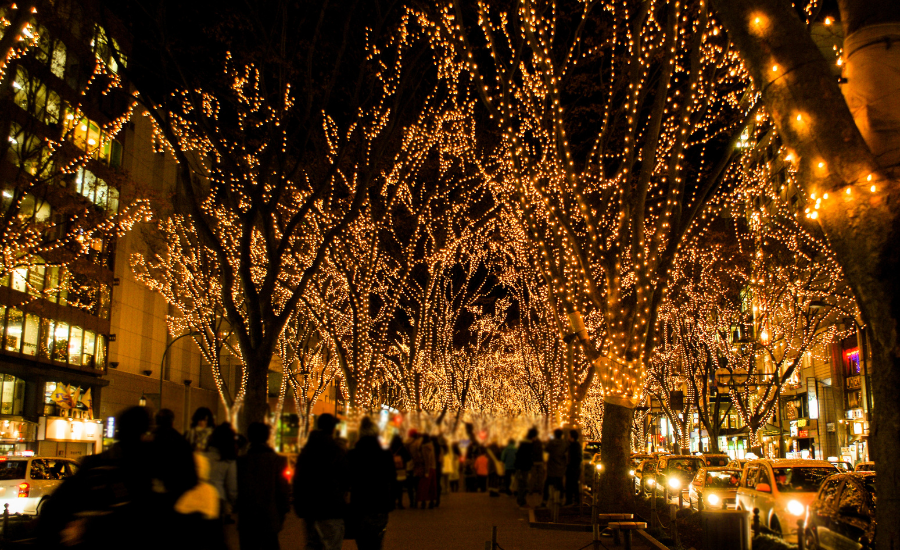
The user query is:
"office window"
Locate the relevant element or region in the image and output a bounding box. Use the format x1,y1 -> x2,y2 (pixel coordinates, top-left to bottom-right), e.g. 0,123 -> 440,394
95,334 -> 106,370
39,318 -> 55,359
4,309 -> 23,352
68,326 -> 83,365
22,314 -> 39,356
52,322 -> 68,362
82,330 -> 95,367
0,375 -> 24,416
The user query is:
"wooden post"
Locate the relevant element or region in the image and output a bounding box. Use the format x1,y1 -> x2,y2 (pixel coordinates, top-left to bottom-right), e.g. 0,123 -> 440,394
797,519 -> 805,550
650,482 -> 658,530
669,504 -> 680,547
592,523 -> 601,550
752,508 -> 760,536
492,525 -> 497,549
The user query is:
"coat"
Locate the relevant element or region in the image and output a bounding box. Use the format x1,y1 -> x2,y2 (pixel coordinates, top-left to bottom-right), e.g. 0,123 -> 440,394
237,445 -> 291,533
566,441 -> 582,475
546,438 -> 568,477
514,440 -> 534,472
294,430 -> 349,519
347,435 -> 397,514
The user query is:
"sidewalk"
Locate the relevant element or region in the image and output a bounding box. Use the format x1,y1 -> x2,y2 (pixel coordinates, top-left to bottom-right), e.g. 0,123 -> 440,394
228,491 -> 655,550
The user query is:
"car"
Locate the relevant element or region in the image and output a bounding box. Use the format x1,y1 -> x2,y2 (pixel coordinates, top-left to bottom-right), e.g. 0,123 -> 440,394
700,453 -> 731,467
854,462 -> 875,472
689,467 -> 742,510
629,453 -> 653,477
728,458 -> 749,471
633,458 -> 659,495
584,440 -> 602,455
0,456 -> 80,516
804,472 -> 876,550
736,459 -> 838,542
830,461 -> 852,473
654,455 -> 706,499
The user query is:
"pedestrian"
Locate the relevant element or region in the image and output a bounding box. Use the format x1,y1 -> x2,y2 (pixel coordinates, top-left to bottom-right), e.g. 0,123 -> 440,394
565,429 -> 582,506
500,439 -> 517,494
389,435 -> 410,509
173,451 -> 225,549
474,449 -> 489,492
294,414 -> 348,550
151,409 -> 199,507
545,428 -> 567,503
38,406 -> 156,550
514,429 -> 536,506
347,417 -> 397,550
405,429 -> 421,506
417,434 -> 438,508
528,429 -> 546,505
433,435 -> 445,507
237,422 -> 291,550
206,423 -> 239,522
449,443 -> 462,492
186,407 -> 216,452
486,442 -> 504,497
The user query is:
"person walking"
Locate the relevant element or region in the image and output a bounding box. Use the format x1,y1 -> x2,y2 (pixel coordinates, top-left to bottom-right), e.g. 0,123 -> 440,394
417,434 -> 438,508
528,429 -> 546,506
294,414 -> 348,550
545,429 -> 567,503
514,430 -> 536,507
151,409 -> 199,508
565,429 -> 582,506
347,417 -> 397,550
500,439 -> 517,494
433,435 -> 445,507
206,423 -> 238,522
237,422 -> 291,550
389,435 -> 410,509
405,430 -> 421,506
186,407 -> 216,452
474,449 -> 489,492
448,443 -> 462,492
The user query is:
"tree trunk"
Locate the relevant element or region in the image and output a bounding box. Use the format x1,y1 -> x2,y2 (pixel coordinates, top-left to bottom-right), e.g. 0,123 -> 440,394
597,396 -> 635,512
709,3 -> 900,548
241,361 -> 270,434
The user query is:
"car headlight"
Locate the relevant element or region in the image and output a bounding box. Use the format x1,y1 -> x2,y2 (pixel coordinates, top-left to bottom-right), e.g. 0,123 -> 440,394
595,463 -> 603,471
707,494 -> 720,506
647,479 -> 656,486
668,478 -> 682,490
629,470 -> 635,477
787,500 -> 804,516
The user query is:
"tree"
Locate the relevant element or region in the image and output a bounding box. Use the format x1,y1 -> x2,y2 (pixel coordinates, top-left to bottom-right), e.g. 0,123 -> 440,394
124,0 -> 437,428
424,0 -> 752,507
708,1 -> 900,544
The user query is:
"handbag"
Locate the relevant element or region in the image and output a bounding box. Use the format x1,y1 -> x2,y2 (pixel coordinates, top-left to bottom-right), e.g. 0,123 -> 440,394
487,449 -> 505,476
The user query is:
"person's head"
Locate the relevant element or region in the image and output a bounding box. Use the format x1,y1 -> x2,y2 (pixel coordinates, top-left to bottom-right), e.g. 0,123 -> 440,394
407,428 -> 419,439
507,438 -> 515,447
155,409 -> 176,431
247,422 -> 271,447
390,434 -> 403,449
117,406 -> 151,443
359,416 -> 378,438
422,434 -> 431,443
191,407 -> 215,429
317,413 -> 338,436
208,422 -> 238,460
554,428 -> 563,439
526,427 -> 539,440
569,429 -> 579,441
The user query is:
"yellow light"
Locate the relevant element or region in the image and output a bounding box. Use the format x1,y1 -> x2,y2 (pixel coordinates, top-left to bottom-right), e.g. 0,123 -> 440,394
870,185 -> 876,192
818,162 -> 825,168
846,187 -> 851,195
771,65 -> 778,72
824,17 -> 832,25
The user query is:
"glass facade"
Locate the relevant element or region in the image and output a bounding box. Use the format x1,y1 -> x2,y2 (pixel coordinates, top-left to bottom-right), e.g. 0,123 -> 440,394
0,308 -> 106,371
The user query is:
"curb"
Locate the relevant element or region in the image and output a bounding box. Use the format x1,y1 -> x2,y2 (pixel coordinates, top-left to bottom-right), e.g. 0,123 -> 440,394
527,509 -> 593,532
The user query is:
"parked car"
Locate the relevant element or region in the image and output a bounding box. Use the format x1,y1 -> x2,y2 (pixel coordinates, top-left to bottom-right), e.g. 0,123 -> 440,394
629,453 -> 654,475
700,453 -> 731,467
830,461 -> 853,473
736,459 -> 838,542
854,462 -> 875,472
0,456 -> 80,516
655,455 -> 706,498
633,458 -> 659,495
804,472 -> 876,550
689,467 -> 742,510
584,440 -> 602,455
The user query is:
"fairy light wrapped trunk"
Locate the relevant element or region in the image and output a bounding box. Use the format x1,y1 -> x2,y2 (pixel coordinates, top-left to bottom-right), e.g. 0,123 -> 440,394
424,0 -> 754,509
709,1 -> 900,546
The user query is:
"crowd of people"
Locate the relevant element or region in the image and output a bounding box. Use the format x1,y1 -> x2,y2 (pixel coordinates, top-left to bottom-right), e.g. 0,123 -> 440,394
35,405 -> 584,550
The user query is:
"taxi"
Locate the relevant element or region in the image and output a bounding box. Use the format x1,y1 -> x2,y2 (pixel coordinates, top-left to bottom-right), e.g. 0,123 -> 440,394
0,455 -> 79,516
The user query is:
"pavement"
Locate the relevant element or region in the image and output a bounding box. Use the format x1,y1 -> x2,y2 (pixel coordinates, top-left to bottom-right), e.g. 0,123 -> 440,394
227,491 -> 656,550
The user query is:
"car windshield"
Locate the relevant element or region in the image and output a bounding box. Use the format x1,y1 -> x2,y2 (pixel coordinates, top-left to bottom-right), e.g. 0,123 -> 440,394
668,459 -> 703,474
631,456 -> 651,467
704,456 -> 730,467
0,460 -> 27,480
857,464 -> 874,472
772,468 -> 836,493
706,470 -> 742,489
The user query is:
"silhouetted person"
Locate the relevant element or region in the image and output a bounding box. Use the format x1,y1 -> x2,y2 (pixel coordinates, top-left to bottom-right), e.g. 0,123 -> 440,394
295,413 -> 348,550
152,409 -> 199,506
545,428 -> 567,502
38,406 -> 159,549
347,417 -> 396,550
565,429 -> 582,505
514,428 -> 537,506
237,422 -> 290,550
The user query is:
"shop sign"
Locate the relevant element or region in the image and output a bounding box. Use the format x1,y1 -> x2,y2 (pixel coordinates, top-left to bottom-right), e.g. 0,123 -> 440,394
798,429 -> 809,438
845,408 -> 864,420
841,447 -> 851,455
826,422 -> 835,432
105,416 -> 115,439
790,425 -> 799,437
0,420 -> 37,441
38,417 -> 102,442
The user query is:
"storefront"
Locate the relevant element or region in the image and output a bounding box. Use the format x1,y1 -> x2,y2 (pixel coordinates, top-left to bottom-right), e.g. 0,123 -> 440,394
37,416 -> 103,458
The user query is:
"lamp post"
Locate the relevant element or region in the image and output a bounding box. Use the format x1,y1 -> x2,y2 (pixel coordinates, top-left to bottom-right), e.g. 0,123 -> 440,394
142,331 -> 200,412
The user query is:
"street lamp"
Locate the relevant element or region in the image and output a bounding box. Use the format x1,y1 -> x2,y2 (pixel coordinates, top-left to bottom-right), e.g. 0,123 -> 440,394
139,393 -> 147,407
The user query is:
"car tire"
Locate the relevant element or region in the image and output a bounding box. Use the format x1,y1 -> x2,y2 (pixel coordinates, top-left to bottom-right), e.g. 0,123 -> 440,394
35,498 -> 47,516
770,517 -> 782,536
